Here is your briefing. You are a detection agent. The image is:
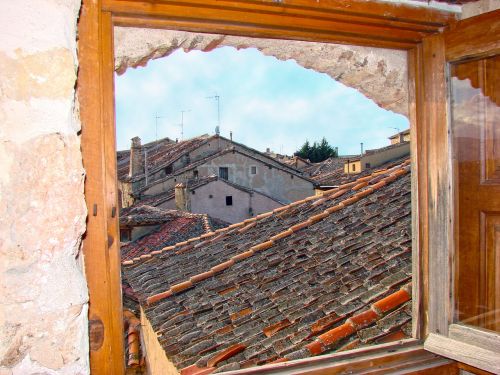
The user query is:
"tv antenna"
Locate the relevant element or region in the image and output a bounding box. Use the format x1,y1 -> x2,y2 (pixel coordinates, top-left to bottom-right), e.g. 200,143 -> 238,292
206,93 -> 221,131
179,109 -> 191,140
155,113 -> 167,142
388,126 -> 400,134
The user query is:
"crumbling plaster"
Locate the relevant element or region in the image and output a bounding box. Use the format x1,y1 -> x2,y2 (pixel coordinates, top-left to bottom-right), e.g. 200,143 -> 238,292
0,1 -> 89,374
115,28 -> 410,116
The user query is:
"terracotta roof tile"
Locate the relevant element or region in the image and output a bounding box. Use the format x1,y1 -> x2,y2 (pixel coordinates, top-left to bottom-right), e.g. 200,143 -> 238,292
206,344 -> 247,368
263,319 -> 292,338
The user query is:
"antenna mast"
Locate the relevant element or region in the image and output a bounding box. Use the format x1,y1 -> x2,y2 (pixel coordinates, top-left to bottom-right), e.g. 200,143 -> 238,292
206,93 -> 221,131
155,113 -> 167,142
179,110 -> 191,140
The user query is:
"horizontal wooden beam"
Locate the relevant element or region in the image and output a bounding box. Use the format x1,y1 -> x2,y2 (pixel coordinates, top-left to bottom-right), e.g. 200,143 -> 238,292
105,0 -> 457,27
425,333 -> 500,374
113,15 -> 416,50
105,0 -> 458,49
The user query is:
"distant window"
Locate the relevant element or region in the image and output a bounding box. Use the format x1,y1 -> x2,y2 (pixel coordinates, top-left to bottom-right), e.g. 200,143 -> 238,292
191,190 -> 195,195
219,167 -> 229,180
268,165 -> 272,170
251,166 -> 257,175
226,196 -> 233,206
290,174 -> 294,179
352,164 -> 356,172
120,229 -> 131,242
164,165 -> 173,174
365,163 -> 371,168
193,170 -> 198,178
209,194 -> 213,199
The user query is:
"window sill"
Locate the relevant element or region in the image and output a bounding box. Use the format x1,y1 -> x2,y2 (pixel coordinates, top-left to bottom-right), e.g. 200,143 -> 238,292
424,324 -> 500,374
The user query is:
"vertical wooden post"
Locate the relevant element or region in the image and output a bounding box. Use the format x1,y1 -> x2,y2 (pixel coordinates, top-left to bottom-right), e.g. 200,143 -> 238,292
408,44 -> 426,339
78,1 -> 125,373
421,34 -> 453,337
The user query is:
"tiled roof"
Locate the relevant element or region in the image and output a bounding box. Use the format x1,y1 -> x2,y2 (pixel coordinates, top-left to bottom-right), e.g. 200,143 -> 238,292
281,156 -> 312,169
121,209 -> 229,261
310,155 -> 409,187
301,157 -> 350,177
120,205 -> 201,226
117,135 -> 210,181
118,134 -> 304,184
122,159 -> 412,373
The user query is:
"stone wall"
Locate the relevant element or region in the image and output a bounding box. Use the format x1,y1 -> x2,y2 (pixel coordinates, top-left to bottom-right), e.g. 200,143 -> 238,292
0,1 -> 89,374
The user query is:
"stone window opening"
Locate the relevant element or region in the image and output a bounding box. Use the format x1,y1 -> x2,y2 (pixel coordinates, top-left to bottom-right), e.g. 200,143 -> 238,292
225,196 -> 233,206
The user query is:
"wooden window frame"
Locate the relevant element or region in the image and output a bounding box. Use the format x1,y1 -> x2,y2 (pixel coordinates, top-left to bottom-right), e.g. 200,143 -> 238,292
77,0 -> 464,373
421,11 -> 500,374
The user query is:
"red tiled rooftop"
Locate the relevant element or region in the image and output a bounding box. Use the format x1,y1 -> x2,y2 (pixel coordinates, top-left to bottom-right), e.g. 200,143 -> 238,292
122,159 -> 413,372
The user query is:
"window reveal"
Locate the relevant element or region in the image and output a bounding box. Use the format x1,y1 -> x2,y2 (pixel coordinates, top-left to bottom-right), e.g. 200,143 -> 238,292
219,167 -> 229,180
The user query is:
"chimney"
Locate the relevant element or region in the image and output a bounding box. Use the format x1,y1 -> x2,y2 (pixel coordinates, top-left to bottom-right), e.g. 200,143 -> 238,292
266,147 -> 270,153
129,137 -> 144,178
230,131 -> 233,141
175,183 -> 190,211
399,132 -> 404,143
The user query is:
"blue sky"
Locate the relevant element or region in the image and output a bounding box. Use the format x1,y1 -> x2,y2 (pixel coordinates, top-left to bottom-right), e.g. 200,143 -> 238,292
115,46 -> 408,156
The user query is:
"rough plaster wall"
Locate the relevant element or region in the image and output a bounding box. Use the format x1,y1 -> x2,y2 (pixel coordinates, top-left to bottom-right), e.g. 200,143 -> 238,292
114,28 -> 410,117
0,1 -> 89,374
461,0 -> 500,18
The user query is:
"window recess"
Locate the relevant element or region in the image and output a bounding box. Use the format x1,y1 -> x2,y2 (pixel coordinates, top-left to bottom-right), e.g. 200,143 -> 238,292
78,0 -> 463,373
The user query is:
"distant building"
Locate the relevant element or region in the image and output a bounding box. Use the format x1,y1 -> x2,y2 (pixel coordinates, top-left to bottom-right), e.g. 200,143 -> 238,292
388,128 -> 411,144
344,141 -> 410,175
117,134 -> 316,213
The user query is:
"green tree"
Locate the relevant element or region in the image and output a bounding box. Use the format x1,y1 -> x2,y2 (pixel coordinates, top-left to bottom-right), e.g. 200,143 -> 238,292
295,137 -> 337,163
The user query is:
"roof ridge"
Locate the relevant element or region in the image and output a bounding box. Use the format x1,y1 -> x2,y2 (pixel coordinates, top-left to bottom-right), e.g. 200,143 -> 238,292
179,283 -> 411,374
141,162 -> 411,306
302,283 -> 411,357
122,159 -> 410,267
202,214 -> 212,234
